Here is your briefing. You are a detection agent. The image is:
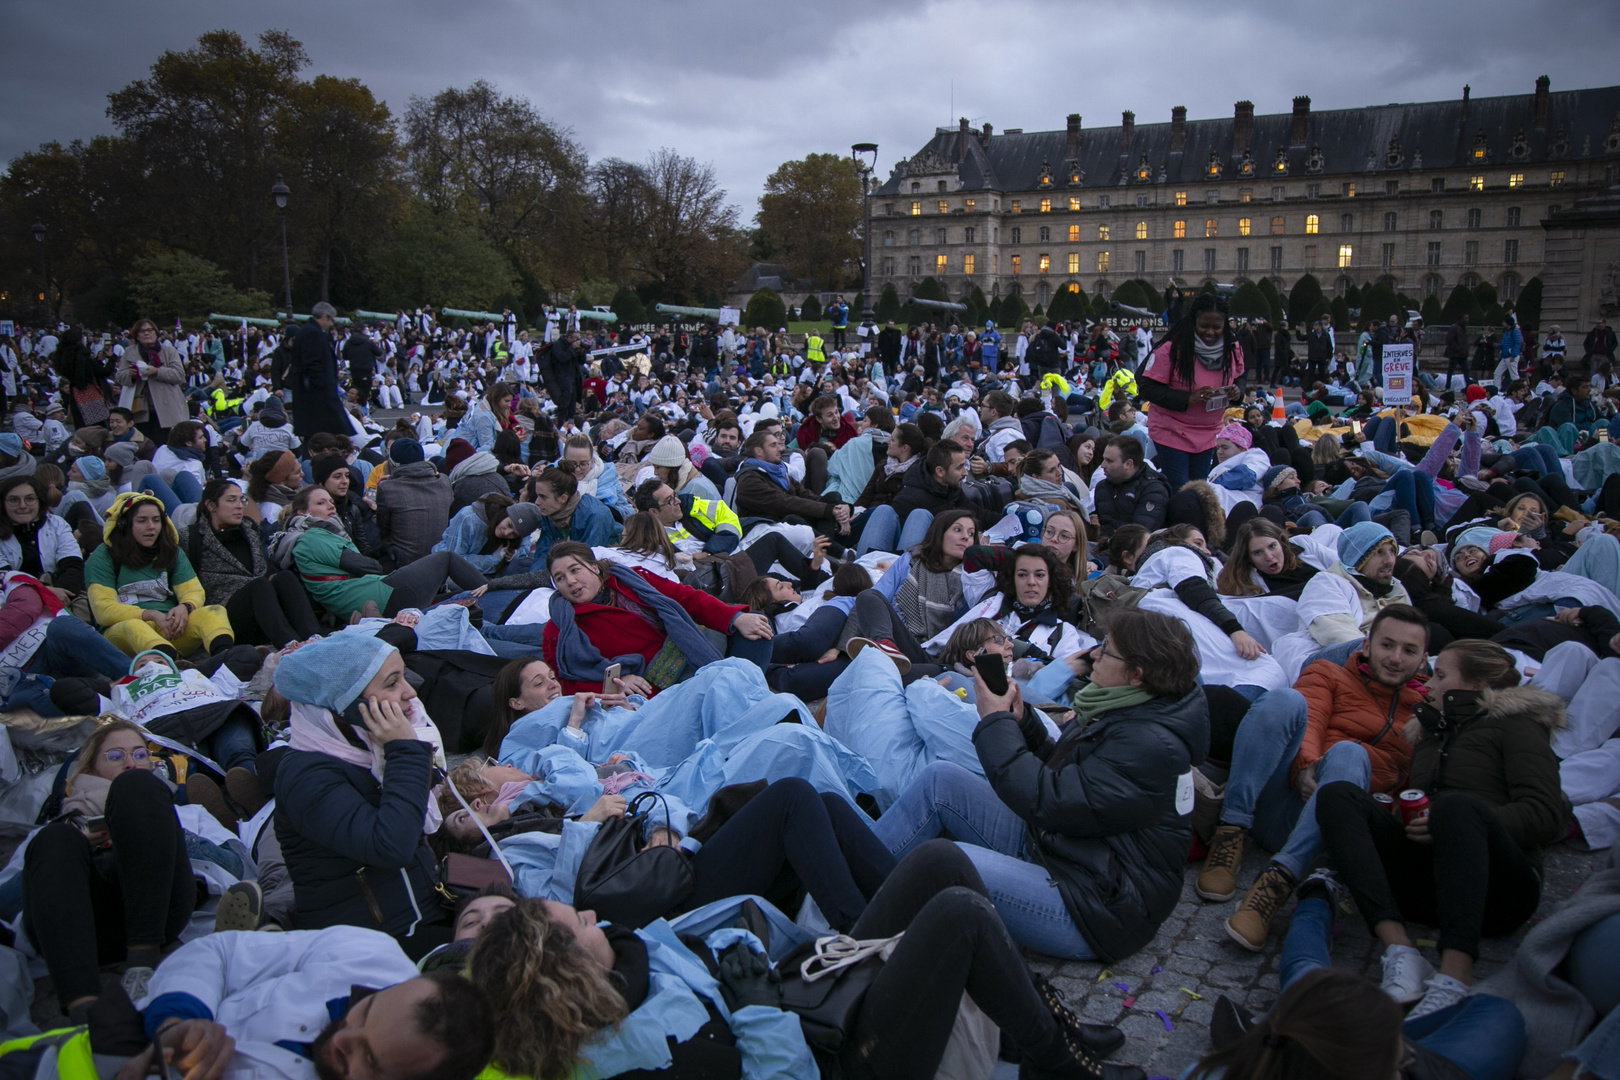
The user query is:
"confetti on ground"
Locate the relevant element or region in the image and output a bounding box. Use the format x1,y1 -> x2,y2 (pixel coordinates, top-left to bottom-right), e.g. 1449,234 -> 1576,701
1179,987 -> 1203,1000
1112,983 -> 1131,994
1123,995 -> 1136,1009
1095,969 -> 1112,983
1150,966 -> 1163,973
1156,1009 -> 1174,1031
1415,939 -> 1438,947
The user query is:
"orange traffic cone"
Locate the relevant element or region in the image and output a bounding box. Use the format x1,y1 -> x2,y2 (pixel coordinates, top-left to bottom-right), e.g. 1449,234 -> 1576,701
1271,389 -> 1286,424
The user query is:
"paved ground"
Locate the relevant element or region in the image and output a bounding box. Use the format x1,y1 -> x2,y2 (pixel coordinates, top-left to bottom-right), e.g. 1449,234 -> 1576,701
1025,843 -> 1598,1079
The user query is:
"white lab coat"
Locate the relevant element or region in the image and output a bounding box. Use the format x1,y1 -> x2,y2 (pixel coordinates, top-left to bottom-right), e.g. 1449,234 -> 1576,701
137,926 -> 420,1080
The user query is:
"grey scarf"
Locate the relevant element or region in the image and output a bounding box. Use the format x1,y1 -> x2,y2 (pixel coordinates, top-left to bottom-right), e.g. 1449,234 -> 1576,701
895,561 -> 963,639
1018,475 -> 1084,511
1193,336 -> 1228,371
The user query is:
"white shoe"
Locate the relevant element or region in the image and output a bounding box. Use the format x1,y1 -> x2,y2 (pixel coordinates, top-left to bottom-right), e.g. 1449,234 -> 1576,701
120,965 -> 154,1004
1379,944 -> 1434,1005
1406,973 -> 1470,1019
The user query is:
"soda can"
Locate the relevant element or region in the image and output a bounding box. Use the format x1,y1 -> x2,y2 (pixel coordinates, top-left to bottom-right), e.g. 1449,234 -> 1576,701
1398,789 -> 1430,825
1372,792 -> 1396,814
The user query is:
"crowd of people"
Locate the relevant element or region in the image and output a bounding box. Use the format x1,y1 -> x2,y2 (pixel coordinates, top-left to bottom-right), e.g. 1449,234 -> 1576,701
0,292 -> 1616,1080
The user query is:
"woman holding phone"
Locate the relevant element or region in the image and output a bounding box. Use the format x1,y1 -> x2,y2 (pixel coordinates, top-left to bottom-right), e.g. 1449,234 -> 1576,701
1137,292 -> 1246,490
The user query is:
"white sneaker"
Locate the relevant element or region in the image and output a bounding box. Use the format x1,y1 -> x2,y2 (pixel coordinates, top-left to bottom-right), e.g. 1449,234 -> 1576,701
1406,973 -> 1470,1019
120,965 -> 154,1004
1379,944 -> 1434,1005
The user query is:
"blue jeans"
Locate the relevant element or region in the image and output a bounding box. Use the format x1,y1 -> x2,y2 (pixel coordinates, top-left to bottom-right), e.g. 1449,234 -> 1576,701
1280,894 -> 1527,1080
1382,469 -> 1438,532
871,761 -> 1095,959
1220,689 -> 1372,878
2,616 -> 135,716
1564,910 -> 1620,1079
205,712 -> 260,772
856,505 -> 935,555
1364,415 -> 1399,454
1296,501 -> 1373,530
1155,444 -> 1214,491
1510,442 -> 1563,478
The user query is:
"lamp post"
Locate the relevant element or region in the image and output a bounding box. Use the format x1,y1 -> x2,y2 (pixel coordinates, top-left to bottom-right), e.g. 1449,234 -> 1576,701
851,143 -> 878,321
270,174 -> 292,320
30,222 -> 46,324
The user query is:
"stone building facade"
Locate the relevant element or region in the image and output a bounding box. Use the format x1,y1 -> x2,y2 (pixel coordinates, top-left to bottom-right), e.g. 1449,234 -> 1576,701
871,78 -> 1620,326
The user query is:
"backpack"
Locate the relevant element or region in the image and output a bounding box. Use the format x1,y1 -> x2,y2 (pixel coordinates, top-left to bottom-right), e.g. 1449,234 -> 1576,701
960,476 -> 1012,520
1076,573 -> 1152,638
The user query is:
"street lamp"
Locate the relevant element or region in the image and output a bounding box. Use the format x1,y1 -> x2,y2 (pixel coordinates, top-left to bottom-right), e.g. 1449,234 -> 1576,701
30,223 -> 46,324
270,174 -> 292,320
851,143 -> 878,321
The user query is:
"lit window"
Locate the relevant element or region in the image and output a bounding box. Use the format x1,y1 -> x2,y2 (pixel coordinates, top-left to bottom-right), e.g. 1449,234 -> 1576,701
1509,173 -> 1523,188
1097,251 -> 1111,273
1474,146 -> 1486,159
1205,219 -> 1217,238
1173,220 -> 1186,238
1338,244 -> 1353,268
1271,216 -> 1285,235
1470,175 -> 1484,191
910,202 -> 921,216
1067,253 -> 1080,274
963,254 -> 975,274
1305,214 -> 1319,234
1011,255 -> 1021,275
1010,200 -> 1021,214
1175,191 -> 1187,206
1098,224 -> 1110,241
937,200 -> 948,214
964,198 -> 975,211
1550,170 -> 1566,187
1344,182 -> 1356,198
1238,217 -> 1251,237
1135,221 -> 1148,240
1069,197 -> 1081,211
1068,224 -> 1080,242
1240,189 -> 1252,203
935,254 -> 948,274
1038,254 -> 1051,273
1040,198 -> 1051,213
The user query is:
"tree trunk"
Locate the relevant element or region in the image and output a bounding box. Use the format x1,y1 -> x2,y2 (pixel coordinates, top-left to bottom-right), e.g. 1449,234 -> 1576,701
320,245 -> 331,303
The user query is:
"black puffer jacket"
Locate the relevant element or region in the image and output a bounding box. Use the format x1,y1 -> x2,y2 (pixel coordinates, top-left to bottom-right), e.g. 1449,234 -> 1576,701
1093,468 -> 1170,537
973,687 -> 1209,962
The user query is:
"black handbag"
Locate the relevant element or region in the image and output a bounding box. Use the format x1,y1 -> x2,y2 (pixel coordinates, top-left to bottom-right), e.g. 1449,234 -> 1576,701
778,933 -> 903,1053
573,791 -> 695,928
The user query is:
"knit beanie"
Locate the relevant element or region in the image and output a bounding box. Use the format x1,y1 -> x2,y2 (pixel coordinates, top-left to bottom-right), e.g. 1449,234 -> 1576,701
1260,464 -> 1297,498
1464,385 -> 1489,404
443,438 -> 475,473
105,442 -> 138,469
1450,526 -> 1513,563
1337,521 -> 1395,571
273,633 -> 397,713
0,434 -> 22,458
311,452 -> 349,486
1216,422 -> 1253,450
76,455 -> 107,482
504,502 -> 546,537
390,438 -> 424,465
645,434 -> 689,468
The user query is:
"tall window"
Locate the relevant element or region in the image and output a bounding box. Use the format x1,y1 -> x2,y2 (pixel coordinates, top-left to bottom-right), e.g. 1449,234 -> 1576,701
1097,252 -> 1111,272
936,228 -> 947,245
1506,207 -> 1521,227
1465,240 -> 1479,265
1098,195 -> 1110,209
1431,178 -> 1446,193
1469,175 -> 1484,191
1237,247 -> 1250,272
1010,200 -> 1021,213
1304,245 -> 1317,267
1427,241 -> 1441,266
882,230 -> 895,246
1039,226 -> 1051,242
1270,246 -> 1283,270
1383,212 -> 1398,231
1467,208 -> 1482,228
908,229 -> 920,245
1175,191 -> 1187,206
1238,217 -> 1252,236
1508,173 -> 1523,188
1306,183 -> 1321,198
1338,244 -> 1353,268
1039,198 -> 1051,213
964,198 -> 975,211
1011,255 -> 1021,275
1207,190 -> 1220,204
910,201 -> 921,216
1504,239 -> 1519,264
1424,275 -> 1441,297
937,200 -> 948,214
1381,243 -> 1395,268
1429,210 -> 1443,229
907,255 -> 921,275
1172,249 -> 1185,272
1342,181 -> 1357,197
1010,227 -> 1021,244
1204,248 -> 1217,272
964,227 -> 975,243
1550,170 -> 1566,187
1069,197 -> 1081,211
1067,224 -> 1080,242
1341,213 -> 1354,232
1305,214 -> 1319,234
1098,224 -> 1110,241
1173,220 -> 1186,238
1385,180 -> 1399,196
881,256 -> 895,275
1038,254 -> 1051,273
1205,219 -> 1218,238
1271,216 -> 1285,235
935,254 -> 948,275
963,254 -> 976,274
1067,253 -> 1080,274
1135,221 -> 1148,240
1240,189 -> 1252,203
1271,186 -> 1285,201
1134,250 -> 1147,274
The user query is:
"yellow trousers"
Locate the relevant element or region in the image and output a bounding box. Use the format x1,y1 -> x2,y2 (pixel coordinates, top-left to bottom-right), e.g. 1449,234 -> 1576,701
103,605 -> 234,657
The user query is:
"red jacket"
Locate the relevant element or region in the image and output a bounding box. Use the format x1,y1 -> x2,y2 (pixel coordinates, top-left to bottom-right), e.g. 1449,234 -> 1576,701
540,569 -> 746,696
795,414 -> 858,451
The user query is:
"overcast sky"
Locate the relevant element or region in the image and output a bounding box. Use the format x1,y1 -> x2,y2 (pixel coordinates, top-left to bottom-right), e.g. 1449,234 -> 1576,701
6,0 -> 1617,222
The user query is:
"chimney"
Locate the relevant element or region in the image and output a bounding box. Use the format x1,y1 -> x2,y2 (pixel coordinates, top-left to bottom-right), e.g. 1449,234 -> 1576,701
1121,110 -> 1136,153
1290,95 -> 1311,147
1065,114 -> 1081,160
1462,84 -> 1471,122
1234,100 -> 1255,156
981,122 -> 993,142
1535,75 -> 1550,128
1171,106 -> 1187,152
958,116 -> 969,162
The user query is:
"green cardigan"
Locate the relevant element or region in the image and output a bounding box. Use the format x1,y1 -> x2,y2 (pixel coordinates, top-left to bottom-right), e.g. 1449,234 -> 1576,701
290,524 -> 392,617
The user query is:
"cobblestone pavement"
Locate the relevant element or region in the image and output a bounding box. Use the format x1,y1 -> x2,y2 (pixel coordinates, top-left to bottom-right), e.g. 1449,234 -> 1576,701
1024,844 -> 1598,1079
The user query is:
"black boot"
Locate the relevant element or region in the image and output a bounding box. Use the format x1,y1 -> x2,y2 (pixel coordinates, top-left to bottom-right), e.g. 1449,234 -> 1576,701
1030,972 -> 1126,1057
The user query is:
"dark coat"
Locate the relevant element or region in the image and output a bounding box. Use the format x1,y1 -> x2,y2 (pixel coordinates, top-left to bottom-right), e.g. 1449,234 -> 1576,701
342,333 -> 382,384
887,457 -> 974,525
973,688 -> 1209,962
375,460 -> 453,567
273,739 -> 444,935
290,323 -> 349,441
1093,468 -> 1170,536
1444,322 -> 1471,360
733,463 -> 834,522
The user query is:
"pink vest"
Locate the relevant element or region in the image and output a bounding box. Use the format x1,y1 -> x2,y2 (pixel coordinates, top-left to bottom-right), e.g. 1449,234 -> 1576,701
1142,340 -> 1247,453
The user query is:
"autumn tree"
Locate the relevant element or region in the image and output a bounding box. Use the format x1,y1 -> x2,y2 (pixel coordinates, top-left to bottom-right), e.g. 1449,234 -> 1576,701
756,152 -> 862,290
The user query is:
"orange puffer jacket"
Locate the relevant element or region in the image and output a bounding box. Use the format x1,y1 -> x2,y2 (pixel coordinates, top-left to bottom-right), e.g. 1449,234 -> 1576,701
1293,652 -> 1427,795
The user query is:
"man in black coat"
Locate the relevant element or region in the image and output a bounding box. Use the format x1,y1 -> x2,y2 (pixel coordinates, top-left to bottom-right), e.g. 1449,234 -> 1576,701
689,324 -> 719,377
540,332 -> 584,420
290,303 -> 351,441
1093,436 -> 1168,539
877,321 -> 903,369
1306,317 -> 1334,385
1444,315 -> 1471,387
1026,323 -> 1063,377
341,327 -> 383,404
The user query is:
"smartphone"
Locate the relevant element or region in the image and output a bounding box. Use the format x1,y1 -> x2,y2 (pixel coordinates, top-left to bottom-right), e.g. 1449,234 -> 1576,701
602,662 -> 622,696
974,652 -> 1010,696
82,816 -> 110,848
1601,428 -> 1610,442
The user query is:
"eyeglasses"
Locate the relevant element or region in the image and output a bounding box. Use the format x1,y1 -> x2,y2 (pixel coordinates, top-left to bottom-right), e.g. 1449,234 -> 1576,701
101,747 -> 150,765
657,495 -> 680,508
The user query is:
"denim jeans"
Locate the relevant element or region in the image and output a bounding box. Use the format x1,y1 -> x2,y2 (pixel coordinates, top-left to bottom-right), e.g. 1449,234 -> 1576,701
2,615 -> 135,716
1295,501 -> 1373,530
856,505 -> 935,555
1510,442 -> 1563,478
1280,894 -> 1528,1080
205,712 -> 260,772
1364,415 -> 1399,454
1219,689 -> 1372,878
870,760 -> 1095,959
1382,470 -> 1438,532
1155,444 -> 1214,492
